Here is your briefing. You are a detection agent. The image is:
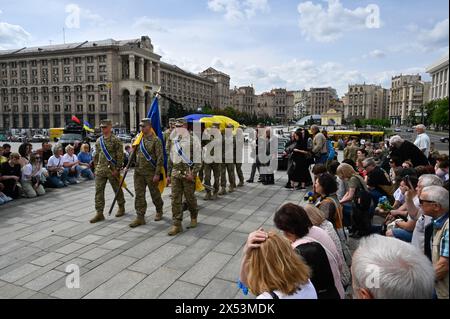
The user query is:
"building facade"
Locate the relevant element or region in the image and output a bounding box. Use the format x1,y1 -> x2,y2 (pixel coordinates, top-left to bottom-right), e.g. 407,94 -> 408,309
230,86 -> 255,114
308,87 -> 338,115
426,53 -> 449,101
256,88 -> 294,121
343,84 -> 389,120
159,62 -> 214,115
198,67 -> 230,110
291,89 -> 310,120
389,75 -> 431,125
0,35 -> 230,132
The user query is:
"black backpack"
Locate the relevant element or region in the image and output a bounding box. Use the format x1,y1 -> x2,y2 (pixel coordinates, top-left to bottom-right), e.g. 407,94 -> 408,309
351,176 -> 372,235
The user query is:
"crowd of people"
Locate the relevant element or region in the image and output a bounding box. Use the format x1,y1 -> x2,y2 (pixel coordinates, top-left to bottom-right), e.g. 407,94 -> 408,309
239,124 -> 448,299
0,141 -> 96,204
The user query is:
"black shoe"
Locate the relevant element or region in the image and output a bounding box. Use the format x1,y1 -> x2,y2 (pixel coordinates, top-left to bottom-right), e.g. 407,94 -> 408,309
246,180 -> 254,183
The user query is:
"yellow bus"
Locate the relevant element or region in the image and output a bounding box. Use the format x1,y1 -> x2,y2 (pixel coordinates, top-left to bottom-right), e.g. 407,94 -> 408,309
327,130 -> 385,143
49,128 -> 64,141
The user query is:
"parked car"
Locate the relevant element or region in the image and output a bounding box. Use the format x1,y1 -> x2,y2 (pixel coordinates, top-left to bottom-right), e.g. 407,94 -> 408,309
117,134 -> 132,143
405,128 -> 414,133
440,137 -> 449,143
31,134 -> 48,142
394,127 -> 402,132
59,133 -> 83,152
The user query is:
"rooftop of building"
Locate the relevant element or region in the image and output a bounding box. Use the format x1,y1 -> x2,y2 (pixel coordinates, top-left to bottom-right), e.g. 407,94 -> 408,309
426,52 -> 449,74
0,36 -> 156,57
159,61 -> 215,84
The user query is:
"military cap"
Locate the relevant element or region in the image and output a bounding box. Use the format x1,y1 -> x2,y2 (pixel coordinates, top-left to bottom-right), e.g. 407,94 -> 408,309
175,118 -> 187,127
169,118 -> 176,124
139,118 -> 152,127
100,119 -> 113,127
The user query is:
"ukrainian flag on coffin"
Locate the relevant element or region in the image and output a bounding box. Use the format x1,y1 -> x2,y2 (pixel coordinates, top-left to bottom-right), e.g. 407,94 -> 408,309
133,97 -> 167,194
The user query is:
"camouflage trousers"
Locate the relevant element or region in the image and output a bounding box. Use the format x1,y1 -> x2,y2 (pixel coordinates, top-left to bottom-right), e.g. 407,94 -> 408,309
203,163 -> 220,194
95,175 -> 125,213
134,172 -> 164,216
171,176 -> 198,226
220,163 -> 236,188
235,163 -> 245,184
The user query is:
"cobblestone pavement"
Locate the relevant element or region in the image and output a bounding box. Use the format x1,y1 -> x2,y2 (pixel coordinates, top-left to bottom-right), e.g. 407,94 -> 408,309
0,164 -> 314,299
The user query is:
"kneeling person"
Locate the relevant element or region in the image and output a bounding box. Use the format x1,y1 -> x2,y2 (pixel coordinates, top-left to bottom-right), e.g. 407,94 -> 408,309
131,118 -> 165,228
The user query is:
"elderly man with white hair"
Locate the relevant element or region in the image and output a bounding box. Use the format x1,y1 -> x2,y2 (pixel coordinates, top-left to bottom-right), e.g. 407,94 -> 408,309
414,124 -> 431,158
405,174 -> 444,253
352,235 -> 435,299
420,185 -> 449,299
389,135 -> 429,167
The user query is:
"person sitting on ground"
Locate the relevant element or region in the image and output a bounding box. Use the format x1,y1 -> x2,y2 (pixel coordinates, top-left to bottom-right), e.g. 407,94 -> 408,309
315,172 -> 344,232
419,186 -> 449,299
239,230 -> 317,299
1,143 -> 12,159
352,235 -> 434,299
18,142 -> 32,167
274,203 -> 345,299
388,156 -> 403,183
62,145 -> 81,184
36,141 -> 53,166
46,145 -> 68,188
77,143 -> 95,180
435,156 -> 449,182
21,153 -> 46,198
405,174 -> 443,254
328,160 -> 347,201
0,152 -> 22,199
303,204 -> 351,289
0,146 -> 8,164
0,182 -> 13,204
337,163 -> 371,237
389,135 -> 429,167
363,157 -> 393,206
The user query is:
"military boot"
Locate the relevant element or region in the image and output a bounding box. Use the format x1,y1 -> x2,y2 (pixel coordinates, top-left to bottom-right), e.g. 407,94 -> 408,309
228,185 -> 236,193
168,224 -> 183,236
90,212 -> 105,224
212,192 -> 218,200
115,205 -> 125,217
218,188 -> 227,196
187,213 -> 198,229
129,214 -> 146,228
204,192 -> 212,201
237,180 -> 245,187
154,211 -> 163,222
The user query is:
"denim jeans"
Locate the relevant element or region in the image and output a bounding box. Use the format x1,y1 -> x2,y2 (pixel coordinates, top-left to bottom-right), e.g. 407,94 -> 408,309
369,189 -> 385,219
64,167 -> 80,184
392,228 -> 413,242
81,168 -> 94,180
46,175 -> 65,188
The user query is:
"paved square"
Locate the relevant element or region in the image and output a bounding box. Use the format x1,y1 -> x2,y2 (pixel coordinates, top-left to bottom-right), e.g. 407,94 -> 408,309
0,164 -> 307,299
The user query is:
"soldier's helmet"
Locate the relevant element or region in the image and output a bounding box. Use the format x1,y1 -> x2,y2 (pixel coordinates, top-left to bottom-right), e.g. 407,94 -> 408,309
139,118 -> 152,127
100,119 -> 113,128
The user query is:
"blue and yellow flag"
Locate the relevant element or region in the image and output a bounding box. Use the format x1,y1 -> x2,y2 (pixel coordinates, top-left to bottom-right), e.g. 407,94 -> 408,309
133,97 -> 167,193
83,120 -> 95,133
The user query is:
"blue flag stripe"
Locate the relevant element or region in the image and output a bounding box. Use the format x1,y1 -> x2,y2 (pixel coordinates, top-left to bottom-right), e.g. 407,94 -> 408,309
147,97 -> 168,173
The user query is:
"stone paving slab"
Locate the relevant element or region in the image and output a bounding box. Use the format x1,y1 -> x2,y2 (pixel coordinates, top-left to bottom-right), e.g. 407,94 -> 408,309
0,165 -> 311,299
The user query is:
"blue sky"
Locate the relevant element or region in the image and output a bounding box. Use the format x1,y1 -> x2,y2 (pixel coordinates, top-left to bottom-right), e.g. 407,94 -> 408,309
0,0 -> 448,96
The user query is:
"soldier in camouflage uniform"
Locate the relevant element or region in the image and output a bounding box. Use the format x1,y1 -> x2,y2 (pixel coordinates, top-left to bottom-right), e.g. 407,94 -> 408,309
219,124 -> 236,195
90,119 -> 125,223
163,118 -> 176,151
167,118 -> 201,236
202,122 -> 221,200
130,118 -> 165,228
234,126 -> 245,187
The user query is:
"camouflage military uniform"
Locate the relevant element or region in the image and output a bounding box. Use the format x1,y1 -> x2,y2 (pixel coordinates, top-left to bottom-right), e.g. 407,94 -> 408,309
219,130 -> 236,194
202,127 -> 220,199
134,133 -> 164,218
94,134 -> 125,215
169,129 -> 201,233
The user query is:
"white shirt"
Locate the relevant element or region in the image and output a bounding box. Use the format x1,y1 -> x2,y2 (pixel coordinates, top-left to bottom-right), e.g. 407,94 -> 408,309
393,188 -> 405,204
47,155 -> 64,169
257,280 -> 317,299
414,133 -> 430,157
21,163 -> 44,181
62,153 -> 78,165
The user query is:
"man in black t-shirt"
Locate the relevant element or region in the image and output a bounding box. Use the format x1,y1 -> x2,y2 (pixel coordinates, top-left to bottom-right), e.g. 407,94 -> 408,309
363,157 -> 392,207
0,153 -> 22,199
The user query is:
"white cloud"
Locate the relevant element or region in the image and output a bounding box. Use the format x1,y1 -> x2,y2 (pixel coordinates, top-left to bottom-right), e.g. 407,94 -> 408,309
417,18 -> 449,51
297,0 -> 381,42
0,21 -> 31,48
207,0 -> 269,21
364,49 -> 386,59
133,16 -> 168,33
